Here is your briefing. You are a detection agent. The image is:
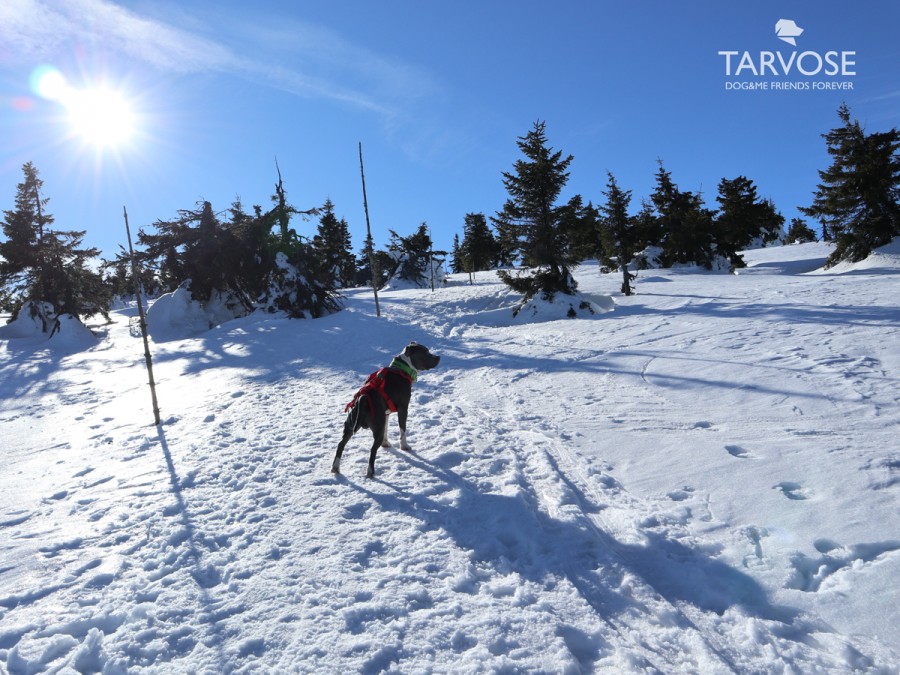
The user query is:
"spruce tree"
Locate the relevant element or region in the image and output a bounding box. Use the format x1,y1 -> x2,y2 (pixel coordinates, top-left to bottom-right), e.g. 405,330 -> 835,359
715,176 -> 784,267
785,217 -> 818,244
0,162 -> 107,328
460,212 -> 498,273
492,120 -> 580,300
312,199 -> 356,289
450,234 -> 464,275
800,104 -> 900,266
599,172 -> 637,295
650,162 -> 716,269
387,223 -> 433,287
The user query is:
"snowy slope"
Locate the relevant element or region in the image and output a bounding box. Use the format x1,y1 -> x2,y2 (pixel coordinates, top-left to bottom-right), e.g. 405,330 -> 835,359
1,242 -> 898,673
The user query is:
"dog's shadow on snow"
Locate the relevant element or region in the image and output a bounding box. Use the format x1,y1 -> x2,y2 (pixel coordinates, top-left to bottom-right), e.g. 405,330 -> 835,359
346,451 -> 800,634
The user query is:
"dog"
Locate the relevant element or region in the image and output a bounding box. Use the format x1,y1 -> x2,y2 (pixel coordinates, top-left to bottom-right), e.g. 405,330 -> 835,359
332,342 -> 440,478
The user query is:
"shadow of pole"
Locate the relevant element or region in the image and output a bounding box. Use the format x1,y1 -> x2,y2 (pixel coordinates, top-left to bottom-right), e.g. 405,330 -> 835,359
155,425 -> 230,671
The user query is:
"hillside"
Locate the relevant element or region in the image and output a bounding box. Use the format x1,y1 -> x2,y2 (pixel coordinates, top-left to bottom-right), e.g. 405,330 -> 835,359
1,242 -> 898,673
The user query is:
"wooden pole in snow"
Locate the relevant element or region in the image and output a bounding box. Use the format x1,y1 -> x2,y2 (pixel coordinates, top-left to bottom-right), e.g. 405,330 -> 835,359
358,142 -> 382,318
123,206 -> 161,426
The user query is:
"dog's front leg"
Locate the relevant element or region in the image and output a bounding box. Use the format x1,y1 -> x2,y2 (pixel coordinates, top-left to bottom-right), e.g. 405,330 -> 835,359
398,405 -> 411,451
380,412 -> 391,448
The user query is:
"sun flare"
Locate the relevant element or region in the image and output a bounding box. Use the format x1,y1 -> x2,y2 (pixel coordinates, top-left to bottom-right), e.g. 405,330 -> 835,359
30,67 -> 138,149
66,86 -> 136,148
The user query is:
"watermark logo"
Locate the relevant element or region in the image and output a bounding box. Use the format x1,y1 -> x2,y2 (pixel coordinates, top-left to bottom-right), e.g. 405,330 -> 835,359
718,18 -> 856,92
775,19 -> 804,46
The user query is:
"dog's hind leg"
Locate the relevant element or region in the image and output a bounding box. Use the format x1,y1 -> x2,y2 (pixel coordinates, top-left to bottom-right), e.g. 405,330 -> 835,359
366,435 -> 382,479
332,407 -> 360,474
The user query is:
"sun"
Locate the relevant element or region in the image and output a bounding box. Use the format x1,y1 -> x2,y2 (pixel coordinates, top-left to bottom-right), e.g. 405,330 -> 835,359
65,86 -> 137,148
30,67 -> 139,149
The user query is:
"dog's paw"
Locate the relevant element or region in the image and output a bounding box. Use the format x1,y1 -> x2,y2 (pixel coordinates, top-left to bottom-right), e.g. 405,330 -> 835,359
401,444 -> 412,452
381,441 -> 392,449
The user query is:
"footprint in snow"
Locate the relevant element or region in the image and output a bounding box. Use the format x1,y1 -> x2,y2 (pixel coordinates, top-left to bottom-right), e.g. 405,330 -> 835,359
0,511 -> 33,527
726,445 -> 752,459
774,481 -> 812,501
786,540 -> 900,592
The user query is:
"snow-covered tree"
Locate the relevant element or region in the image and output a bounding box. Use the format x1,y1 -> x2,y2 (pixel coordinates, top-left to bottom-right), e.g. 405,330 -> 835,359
0,162 -> 108,330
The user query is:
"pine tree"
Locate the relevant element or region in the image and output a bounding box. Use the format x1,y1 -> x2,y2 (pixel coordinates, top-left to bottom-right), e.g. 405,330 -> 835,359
387,223 -> 433,287
492,120 -> 580,300
136,166 -> 335,320
186,201 -> 227,303
460,212 -> 498,273
0,162 -> 107,329
800,104 -> 900,266
714,176 -> 785,267
312,199 -> 356,289
450,233 -> 464,275
784,217 -> 818,244
599,172 -> 637,295
650,162 -> 717,269
561,195 -> 600,262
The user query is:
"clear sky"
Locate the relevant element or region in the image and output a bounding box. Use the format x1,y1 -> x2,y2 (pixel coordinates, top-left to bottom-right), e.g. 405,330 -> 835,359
2,1 -> 898,261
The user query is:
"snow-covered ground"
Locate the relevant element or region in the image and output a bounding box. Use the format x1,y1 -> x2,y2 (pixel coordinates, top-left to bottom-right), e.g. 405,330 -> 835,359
1,241 -> 898,673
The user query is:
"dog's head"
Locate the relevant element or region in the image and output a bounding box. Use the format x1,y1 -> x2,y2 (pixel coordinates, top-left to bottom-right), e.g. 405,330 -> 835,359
404,342 -> 440,372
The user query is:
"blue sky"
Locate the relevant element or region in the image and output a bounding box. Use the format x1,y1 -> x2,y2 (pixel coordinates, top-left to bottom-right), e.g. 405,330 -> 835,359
1,1 -> 898,261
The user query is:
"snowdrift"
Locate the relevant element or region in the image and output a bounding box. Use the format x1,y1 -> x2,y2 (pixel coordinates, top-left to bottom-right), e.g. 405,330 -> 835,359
0,305 -> 96,352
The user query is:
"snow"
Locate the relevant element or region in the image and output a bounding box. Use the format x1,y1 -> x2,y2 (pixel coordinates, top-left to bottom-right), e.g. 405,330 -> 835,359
144,285 -> 213,342
1,241 -> 898,673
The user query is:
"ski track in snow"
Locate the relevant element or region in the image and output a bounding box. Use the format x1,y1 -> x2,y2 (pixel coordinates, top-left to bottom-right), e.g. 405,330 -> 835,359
1,242 -> 899,672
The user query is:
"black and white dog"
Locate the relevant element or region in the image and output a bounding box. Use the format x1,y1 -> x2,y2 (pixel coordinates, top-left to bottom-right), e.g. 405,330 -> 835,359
332,342 -> 440,478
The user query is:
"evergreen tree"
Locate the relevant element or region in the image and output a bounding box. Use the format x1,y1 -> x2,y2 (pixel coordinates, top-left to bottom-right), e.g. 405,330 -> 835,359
386,223 -> 433,287
101,247 -> 157,301
460,212 -> 498,273
0,162 -> 107,328
632,199 -> 661,255
355,235 -> 378,288
599,172 -> 637,295
714,176 -> 785,267
336,213 -> 356,287
136,167 -> 336,320
186,201 -> 228,303
561,195 -> 600,262
256,171 -> 336,318
492,212 -> 521,268
800,104 -> 900,266
312,199 -> 356,289
650,162 -> 717,269
450,234 -> 464,275
224,198 -> 272,307
784,217 -> 818,244
493,120 -> 581,300
0,162 -> 45,311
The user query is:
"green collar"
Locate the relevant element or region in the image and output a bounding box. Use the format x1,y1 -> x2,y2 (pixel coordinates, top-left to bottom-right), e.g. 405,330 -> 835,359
390,357 -> 418,383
